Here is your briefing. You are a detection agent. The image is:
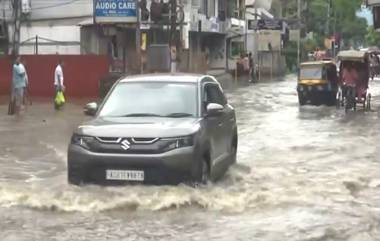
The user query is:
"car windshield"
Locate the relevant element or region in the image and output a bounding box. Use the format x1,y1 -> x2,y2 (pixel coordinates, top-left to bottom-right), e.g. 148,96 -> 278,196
300,67 -> 323,80
99,82 -> 198,118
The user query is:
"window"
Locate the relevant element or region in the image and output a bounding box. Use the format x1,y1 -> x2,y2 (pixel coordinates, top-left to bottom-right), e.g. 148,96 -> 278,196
204,83 -> 227,107
299,67 -> 323,80
230,41 -> 244,58
99,82 -> 198,117
374,6 -> 380,30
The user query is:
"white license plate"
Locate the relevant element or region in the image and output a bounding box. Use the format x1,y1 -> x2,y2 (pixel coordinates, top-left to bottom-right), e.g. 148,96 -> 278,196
106,170 -> 144,181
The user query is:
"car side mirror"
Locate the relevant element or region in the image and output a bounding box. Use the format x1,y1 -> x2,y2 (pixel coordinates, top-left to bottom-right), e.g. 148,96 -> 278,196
84,102 -> 98,116
206,103 -> 224,117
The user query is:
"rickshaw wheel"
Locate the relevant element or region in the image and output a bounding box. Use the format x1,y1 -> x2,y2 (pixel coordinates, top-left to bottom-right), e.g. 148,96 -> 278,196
336,90 -> 342,109
366,94 -> 371,111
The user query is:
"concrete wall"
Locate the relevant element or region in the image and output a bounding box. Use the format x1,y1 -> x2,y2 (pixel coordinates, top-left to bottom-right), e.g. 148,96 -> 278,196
208,35 -> 226,69
0,0 -> 92,20
258,51 -> 286,77
245,0 -> 272,10
13,25 -> 81,54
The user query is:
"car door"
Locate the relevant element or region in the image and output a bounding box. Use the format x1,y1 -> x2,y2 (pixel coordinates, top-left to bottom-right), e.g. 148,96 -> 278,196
206,79 -> 235,158
210,77 -> 236,157
203,82 -> 225,164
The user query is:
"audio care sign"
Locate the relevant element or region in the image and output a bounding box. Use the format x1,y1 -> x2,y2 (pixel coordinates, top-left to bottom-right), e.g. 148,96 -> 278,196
95,0 -> 137,23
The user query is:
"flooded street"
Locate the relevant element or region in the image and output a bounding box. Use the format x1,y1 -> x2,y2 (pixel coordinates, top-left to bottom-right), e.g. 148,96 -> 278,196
2,75 -> 380,240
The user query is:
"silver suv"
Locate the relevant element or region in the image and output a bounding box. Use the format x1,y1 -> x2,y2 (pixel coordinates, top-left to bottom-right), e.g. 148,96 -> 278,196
67,74 -> 238,185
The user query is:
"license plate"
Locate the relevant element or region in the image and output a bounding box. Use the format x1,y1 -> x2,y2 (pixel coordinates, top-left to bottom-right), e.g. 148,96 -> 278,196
106,170 -> 144,181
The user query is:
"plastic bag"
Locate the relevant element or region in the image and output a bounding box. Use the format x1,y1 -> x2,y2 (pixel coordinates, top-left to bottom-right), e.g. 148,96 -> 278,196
55,91 -> 65,106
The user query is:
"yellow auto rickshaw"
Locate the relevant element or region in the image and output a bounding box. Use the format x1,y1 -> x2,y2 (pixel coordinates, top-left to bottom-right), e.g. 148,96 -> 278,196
297,60 -> 338,106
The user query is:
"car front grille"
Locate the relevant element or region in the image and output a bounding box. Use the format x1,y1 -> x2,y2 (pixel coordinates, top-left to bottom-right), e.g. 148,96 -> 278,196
88,137 -> 165,154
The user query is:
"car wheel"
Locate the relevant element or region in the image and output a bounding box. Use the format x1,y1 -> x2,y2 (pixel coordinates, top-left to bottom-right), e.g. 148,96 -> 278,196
68,168 -> 83,186
231,136 -> 238,164
367,94 -> 371,111
194,157 -> 210,186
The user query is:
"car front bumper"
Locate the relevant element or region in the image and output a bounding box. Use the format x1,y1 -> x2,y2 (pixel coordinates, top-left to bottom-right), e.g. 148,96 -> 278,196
67,144 -> 197,185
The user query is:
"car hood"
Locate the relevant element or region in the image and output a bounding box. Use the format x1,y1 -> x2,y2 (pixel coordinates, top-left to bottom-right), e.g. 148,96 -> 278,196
75,117 -> 202,138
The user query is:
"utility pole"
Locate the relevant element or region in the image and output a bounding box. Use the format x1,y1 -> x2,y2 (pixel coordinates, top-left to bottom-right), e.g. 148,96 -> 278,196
333,0 -> 337,57
244,3 -> 247,51
253,2 -> 259,80
326,0 -> 331,37
136,0 -> 141,74
169,0 -> 177,73
297,0 -> 301,66
11,0 -> 21,57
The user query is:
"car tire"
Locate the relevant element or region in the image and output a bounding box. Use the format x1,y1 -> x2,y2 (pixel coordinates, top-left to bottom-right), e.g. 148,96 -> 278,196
68,168 -> 83,186
231,135 -> 238,164
201,159 -> 210,185
367,94 -> 371,111
194,157 -> 210,186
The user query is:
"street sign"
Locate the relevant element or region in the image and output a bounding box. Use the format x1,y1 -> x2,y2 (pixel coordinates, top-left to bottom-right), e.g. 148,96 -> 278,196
248,19 -> 283,31
257,19 -> 282,30
94,0 -> 137,23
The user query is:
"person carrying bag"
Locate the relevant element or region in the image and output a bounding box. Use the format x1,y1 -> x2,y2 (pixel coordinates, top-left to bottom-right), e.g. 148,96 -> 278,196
54,59 -> 65,110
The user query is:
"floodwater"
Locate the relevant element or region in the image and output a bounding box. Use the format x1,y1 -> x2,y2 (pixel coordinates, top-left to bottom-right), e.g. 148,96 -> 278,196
2,76 -> 380,240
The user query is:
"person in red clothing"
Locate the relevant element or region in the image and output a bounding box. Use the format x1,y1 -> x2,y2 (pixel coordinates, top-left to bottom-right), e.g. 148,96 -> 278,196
342,63 -> 358,87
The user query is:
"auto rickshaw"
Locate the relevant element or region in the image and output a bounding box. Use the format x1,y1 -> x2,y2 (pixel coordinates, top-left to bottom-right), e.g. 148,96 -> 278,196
336,50 -> 371,112
297,60 -> 338,106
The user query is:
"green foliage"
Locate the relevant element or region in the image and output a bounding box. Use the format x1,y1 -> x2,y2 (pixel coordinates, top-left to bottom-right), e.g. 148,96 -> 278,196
304,0 -> 367,47
283,42 -> 298,72
275,0 -> 368,48
303,38 -> 319,53
366,26 -> 380,47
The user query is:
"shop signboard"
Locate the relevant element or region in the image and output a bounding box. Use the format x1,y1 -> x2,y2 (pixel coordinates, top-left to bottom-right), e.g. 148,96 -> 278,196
94,0 -> 137,23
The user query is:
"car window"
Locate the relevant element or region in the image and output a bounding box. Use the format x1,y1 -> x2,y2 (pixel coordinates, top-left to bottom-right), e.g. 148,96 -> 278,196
99,82 -> 198,117
204,84 -> 227,106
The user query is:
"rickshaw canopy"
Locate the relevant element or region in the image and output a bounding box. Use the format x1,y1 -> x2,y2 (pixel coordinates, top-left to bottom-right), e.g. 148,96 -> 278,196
300,60 -> 335,67
337,50 -> 368,62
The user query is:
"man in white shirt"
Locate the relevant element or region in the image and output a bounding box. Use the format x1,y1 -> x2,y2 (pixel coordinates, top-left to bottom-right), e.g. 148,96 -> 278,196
19,59 -> 31,106
54,59 -> 65,110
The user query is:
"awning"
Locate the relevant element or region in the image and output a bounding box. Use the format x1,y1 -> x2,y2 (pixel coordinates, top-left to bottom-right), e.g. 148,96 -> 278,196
77,18 -> 94,26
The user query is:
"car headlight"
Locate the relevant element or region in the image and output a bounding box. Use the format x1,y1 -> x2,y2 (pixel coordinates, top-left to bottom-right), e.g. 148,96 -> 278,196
71,134 -> 95,150
161,136 -> 194,152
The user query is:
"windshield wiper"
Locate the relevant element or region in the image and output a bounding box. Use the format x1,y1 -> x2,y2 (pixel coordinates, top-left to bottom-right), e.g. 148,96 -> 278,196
120,113 -> 164,117
165,113 -> 194,118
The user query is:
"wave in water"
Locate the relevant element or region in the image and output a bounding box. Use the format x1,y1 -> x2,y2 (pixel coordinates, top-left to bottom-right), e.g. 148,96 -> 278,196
0,166 -> 282,213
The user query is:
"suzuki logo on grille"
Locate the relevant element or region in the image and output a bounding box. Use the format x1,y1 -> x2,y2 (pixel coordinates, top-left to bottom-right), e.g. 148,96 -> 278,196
121,139 -> 131,150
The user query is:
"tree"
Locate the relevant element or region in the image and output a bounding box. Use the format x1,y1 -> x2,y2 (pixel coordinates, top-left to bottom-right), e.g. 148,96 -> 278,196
366,26 -> 380,47
304,0 -> 367,48
273,0 -> 368,47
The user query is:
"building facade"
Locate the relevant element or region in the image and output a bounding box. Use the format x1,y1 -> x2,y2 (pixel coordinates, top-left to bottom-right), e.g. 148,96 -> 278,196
1,0 -> 92,55
367,0 -> 380,31
2,0 -> 282,75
